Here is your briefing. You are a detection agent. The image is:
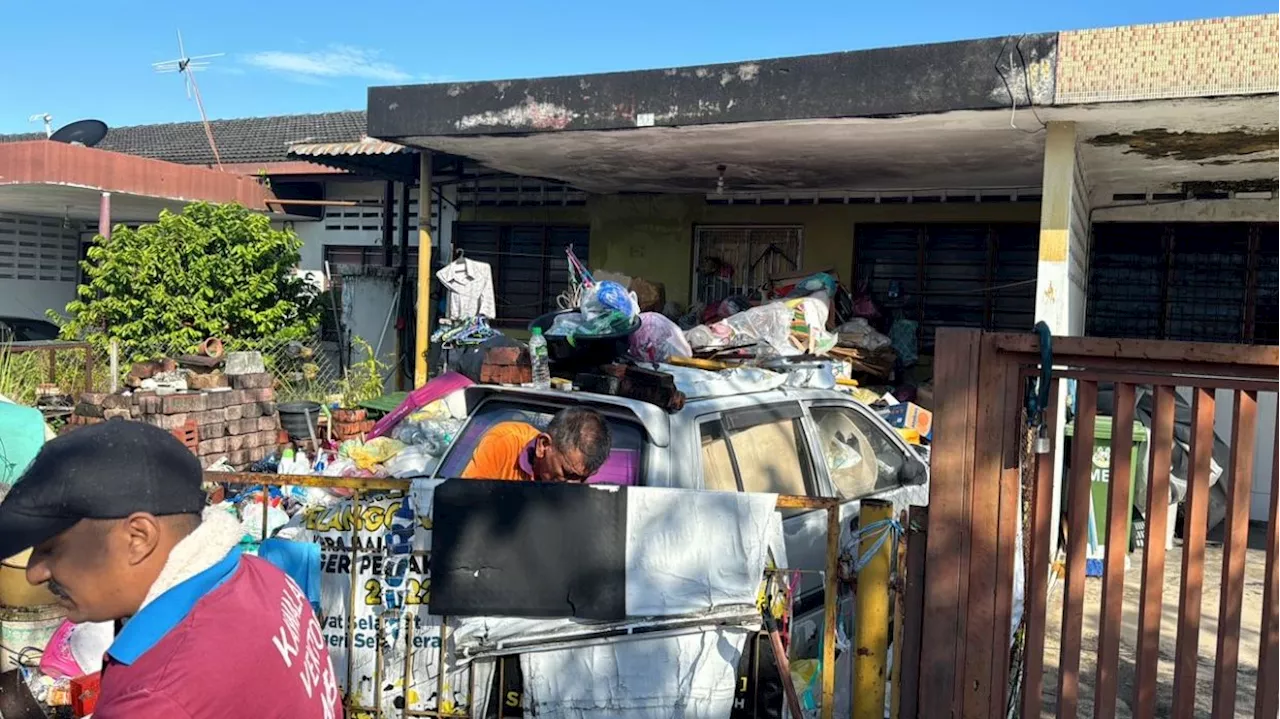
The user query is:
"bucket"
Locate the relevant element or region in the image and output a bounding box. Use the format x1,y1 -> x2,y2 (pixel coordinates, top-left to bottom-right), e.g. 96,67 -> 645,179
0,551 -> 55,608
0,605 -> 65,671
277,401 -> 321,442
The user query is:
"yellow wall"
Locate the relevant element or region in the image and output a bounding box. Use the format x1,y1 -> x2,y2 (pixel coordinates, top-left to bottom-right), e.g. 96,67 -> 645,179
466,197 -> 1041,308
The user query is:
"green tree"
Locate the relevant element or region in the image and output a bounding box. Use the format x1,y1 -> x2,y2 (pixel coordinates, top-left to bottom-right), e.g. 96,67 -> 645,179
59,202 -> 320,355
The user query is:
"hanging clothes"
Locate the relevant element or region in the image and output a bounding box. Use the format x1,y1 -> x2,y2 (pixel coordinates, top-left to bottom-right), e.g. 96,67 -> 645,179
436,257 -> 496,320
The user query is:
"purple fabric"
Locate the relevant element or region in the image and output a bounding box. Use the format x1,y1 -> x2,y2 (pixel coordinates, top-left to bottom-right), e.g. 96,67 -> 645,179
517,439 -> 536,477
587,449 -> 638,486
367,371 -> 473,439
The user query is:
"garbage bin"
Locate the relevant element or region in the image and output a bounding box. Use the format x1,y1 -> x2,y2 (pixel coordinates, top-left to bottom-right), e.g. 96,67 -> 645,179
1064,416 -> 1149,552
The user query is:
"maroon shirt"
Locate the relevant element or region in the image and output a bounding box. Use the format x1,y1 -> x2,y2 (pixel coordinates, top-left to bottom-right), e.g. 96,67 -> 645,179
94,551 -> 342,719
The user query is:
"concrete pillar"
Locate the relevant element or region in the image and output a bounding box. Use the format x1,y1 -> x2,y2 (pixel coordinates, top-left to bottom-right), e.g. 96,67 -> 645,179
1036,121 -> 1091,556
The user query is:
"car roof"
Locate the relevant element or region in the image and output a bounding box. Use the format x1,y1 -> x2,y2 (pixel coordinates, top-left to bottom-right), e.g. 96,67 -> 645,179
463,384 -> 861,448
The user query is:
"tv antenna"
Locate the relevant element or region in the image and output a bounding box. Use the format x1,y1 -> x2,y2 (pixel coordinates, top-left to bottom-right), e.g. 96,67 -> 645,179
153,30 -> 225,169
28,113 -> 53,138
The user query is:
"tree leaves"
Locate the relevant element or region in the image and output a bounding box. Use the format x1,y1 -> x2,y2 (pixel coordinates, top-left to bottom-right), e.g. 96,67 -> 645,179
57,202 -> 321,357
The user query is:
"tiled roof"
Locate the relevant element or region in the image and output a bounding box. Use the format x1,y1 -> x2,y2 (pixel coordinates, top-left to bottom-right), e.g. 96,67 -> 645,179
0,111 -> 367,166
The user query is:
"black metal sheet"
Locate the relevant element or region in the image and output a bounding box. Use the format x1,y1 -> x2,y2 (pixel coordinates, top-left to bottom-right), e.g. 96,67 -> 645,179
429,479 -> 626,620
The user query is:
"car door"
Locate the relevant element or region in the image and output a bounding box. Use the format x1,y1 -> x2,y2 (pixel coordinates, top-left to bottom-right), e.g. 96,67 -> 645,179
694,401 -> 833,609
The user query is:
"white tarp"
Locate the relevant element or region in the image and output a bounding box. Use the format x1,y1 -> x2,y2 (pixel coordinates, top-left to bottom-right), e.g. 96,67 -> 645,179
520,627 -> 751,719
626,488 -> 778,616
287,481 -> 784,717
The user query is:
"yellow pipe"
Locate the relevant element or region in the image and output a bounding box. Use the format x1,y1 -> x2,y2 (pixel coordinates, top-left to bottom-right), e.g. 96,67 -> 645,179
414,151 -> 434,388
854,498 -> 894,719
820,504 -> 840,719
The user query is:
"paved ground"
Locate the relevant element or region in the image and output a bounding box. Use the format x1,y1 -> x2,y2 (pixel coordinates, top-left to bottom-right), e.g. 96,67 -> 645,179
1037,523 -> 1269,718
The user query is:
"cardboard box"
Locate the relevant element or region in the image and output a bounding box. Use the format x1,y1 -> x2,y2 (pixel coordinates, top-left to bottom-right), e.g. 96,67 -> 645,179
877,402 -> 933,441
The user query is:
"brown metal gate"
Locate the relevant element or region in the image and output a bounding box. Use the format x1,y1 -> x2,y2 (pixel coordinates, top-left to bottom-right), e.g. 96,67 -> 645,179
915,330 -> 1278,718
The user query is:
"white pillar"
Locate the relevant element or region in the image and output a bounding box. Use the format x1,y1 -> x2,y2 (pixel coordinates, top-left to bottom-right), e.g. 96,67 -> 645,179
1037,121 -> 1091,553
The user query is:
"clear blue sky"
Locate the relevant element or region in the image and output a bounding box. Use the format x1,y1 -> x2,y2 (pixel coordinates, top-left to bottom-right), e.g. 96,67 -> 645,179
0,0 -> 1273,134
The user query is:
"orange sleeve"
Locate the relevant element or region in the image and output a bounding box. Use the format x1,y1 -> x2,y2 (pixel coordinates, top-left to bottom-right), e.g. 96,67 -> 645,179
460,422 -> 540,480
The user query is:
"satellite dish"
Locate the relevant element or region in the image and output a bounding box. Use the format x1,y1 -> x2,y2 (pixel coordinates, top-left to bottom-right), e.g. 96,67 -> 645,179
49,119 -> 109,148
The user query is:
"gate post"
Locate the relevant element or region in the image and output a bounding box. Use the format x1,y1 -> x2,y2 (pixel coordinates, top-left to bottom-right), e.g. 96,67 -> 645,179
917,329 -> 1023,718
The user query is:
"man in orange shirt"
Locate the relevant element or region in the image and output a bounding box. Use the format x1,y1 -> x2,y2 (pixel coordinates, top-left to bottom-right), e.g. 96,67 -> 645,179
460,407 -> 612,483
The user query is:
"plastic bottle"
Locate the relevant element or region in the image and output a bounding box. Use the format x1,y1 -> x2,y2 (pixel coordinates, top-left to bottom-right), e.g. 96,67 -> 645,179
529,327 -> 551,390
278,449 -> 295,474
295,450 -> 311,475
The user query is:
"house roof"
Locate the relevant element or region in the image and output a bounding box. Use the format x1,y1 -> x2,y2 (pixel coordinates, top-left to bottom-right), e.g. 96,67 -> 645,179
0,111 -> 367,166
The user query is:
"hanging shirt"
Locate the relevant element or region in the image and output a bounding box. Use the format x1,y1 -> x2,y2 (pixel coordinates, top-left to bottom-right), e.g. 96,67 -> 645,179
436,258 -> 496,320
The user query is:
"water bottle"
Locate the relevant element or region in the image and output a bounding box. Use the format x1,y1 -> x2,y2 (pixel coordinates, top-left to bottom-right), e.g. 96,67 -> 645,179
529,327 -> 551,390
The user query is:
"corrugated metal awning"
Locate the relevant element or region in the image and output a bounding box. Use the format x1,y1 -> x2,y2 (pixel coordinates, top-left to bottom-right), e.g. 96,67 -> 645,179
287,137 -> 418,180
288,137 -> 412,157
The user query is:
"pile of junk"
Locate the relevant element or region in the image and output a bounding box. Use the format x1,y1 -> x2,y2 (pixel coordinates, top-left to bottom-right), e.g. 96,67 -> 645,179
427,247 -> 933,448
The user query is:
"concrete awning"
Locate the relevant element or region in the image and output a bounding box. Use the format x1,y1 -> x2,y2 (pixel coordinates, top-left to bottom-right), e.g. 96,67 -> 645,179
368,26 -> 1278,202
0,140 -> 273,222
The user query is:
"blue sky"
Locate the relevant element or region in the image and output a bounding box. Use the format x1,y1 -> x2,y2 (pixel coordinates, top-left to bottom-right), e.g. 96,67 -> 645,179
1,0 -> 1273,134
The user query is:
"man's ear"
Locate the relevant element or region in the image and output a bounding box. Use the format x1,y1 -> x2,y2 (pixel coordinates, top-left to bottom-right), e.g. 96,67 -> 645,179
534,433 -> 551,459
121,513 -> 163,566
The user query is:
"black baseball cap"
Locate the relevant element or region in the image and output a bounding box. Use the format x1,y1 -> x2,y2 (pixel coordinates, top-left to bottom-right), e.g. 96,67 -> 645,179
0,419 -> 206,559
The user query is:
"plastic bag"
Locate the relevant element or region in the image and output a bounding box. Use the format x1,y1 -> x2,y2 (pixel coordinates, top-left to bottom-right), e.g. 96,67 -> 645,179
39,621 -> 81,679
628,312 -> 693,362
342,437 -> 407,470
581,280 -> 639,321
547,311 -> 588,337
835,318 -> 892,352
721,302 -> 796,354
392,416 -> 462,456
384,445 -> 440,478
890,318 -> 920,367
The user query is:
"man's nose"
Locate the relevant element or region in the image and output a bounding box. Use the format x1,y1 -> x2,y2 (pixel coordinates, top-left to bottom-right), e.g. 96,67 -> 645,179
25,557 -> 52,586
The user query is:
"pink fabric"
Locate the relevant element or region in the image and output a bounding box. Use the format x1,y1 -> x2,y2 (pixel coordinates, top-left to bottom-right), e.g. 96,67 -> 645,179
94,557 -> 341,719
367,371 -> 473,439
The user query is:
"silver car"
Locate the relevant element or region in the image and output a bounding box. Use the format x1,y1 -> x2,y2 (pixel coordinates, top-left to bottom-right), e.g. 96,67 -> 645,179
430,384 -> 929,654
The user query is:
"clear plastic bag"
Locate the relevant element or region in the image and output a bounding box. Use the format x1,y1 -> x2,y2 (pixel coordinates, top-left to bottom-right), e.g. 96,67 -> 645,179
547,311 -> 588,337
721,302 -> 796,354
628,312 -> 693,362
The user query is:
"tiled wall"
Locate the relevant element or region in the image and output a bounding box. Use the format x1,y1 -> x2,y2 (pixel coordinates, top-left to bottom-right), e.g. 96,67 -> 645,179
1055,14 -> 1279,104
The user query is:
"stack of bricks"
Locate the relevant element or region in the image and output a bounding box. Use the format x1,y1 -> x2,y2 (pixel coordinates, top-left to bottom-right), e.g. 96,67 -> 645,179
67,372 -> 283,470
478,345 -> 532,385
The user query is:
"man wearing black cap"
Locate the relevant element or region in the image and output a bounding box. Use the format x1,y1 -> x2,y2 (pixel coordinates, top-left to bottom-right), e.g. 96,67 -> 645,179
0,419 -> 342,718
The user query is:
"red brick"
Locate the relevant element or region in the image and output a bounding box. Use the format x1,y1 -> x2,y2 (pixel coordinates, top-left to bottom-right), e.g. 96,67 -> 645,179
231,373 -> 273,390
79,392 -> 108,406
229,418 -> 257,435
228,449 -> 252,466
257,416 -> 279,432
244,387 -> 275,403
226,434 -> 246,451
146,413 -> 188,430
205,390 -> 229,409
242,402 -> 264,419
199,421 -> 227,439
75,402 -> 105,418
259,401 -> 278,416
199,436 -> 227,455
162,393 -> 207,414
101,393 -> 131,410
258,430 -> 279,450
225,390 -> 247,405
103,408 -> 131,420
224,404 -> 244,421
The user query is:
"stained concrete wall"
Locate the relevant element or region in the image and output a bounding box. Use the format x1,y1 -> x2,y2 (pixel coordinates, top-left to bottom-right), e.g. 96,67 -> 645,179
465,196 -> 1040,307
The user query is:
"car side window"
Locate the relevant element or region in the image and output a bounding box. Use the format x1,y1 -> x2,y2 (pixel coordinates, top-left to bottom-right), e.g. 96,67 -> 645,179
437,400 -> 645,485
809,406 -> 907,498
697,403 -> 815,497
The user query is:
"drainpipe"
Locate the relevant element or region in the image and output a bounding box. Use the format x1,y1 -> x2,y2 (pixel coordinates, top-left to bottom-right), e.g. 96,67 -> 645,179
99,192 -> 111,240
